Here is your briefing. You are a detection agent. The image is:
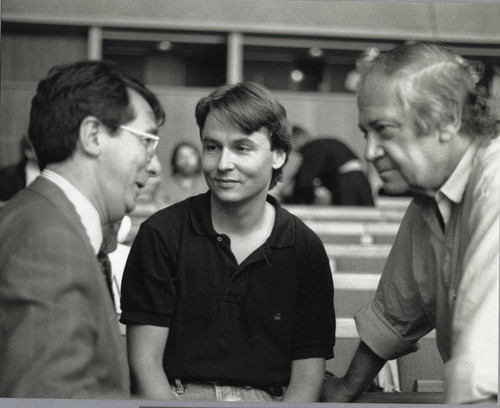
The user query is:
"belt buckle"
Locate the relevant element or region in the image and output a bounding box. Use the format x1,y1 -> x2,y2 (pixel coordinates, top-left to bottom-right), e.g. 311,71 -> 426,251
174,379 -> 185,394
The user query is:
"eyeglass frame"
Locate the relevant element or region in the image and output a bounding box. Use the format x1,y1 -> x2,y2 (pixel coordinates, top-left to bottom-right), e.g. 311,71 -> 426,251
119,125 -> 160,160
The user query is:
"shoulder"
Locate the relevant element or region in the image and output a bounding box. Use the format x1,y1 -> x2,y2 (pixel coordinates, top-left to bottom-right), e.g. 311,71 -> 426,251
475,137 -> 500,173
0,191 -> 96,276
0,187 -> 57,228
1,189 -> 84,242
275,203 -> 327,254
469,137 -> 500,196
141,193 -> 205,237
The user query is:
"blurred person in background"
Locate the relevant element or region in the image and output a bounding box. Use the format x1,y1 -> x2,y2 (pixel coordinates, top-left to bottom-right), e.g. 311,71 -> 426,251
155,141 -> 208,206
0,60 -> 165,398
285,126 -> 374,206
0,135 -> 40,202
322,42 -> 498,405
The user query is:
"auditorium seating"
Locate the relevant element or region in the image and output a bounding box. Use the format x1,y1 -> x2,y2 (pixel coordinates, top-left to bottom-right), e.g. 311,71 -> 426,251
284,198 -> 444,392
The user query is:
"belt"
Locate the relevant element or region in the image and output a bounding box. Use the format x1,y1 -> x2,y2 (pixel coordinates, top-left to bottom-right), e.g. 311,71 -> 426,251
174,379 -> 284,397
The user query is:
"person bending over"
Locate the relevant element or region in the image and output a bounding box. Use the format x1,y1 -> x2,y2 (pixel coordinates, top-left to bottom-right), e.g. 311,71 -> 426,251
322,42 -> 498,405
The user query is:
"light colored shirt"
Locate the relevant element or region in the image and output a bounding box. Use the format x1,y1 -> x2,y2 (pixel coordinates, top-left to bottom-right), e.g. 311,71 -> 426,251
355,137 -> 499,404
41,169 -> 102,254
25,161 -> 41,187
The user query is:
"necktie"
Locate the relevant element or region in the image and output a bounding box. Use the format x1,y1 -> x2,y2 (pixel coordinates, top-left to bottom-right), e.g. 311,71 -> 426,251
97,249 -> 115,306
432,199 -> 445,232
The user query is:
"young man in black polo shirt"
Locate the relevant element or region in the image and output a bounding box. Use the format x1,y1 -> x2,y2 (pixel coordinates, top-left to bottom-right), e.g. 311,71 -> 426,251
120,82 -> 335,402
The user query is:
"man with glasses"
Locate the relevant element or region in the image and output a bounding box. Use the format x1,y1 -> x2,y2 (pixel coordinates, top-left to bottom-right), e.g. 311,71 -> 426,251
0,60 -> 165,398
120,82 -> 335,402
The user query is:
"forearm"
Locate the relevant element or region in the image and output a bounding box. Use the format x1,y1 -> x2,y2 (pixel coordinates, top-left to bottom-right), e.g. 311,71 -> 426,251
344,342 -> 387,397
281,358 -> 325,402
322,342 -> 386,402
129,357 -> 175,399
127,324 -> 176,400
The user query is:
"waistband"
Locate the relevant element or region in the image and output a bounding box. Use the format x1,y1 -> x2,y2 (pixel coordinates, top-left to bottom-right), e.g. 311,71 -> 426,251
172,379 -> 284,397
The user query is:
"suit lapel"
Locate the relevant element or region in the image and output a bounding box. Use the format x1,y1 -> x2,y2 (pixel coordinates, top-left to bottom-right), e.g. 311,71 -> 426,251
28,176 -> 97,257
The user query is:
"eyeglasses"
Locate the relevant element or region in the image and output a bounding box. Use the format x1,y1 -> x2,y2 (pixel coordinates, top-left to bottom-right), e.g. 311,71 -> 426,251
119,125 -> 160,160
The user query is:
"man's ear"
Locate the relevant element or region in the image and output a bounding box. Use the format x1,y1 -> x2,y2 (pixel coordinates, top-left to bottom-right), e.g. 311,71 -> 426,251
439,112 -> 461,143
78,116 -> 102,157
439,122 -> 460,143
272,148 -> 287,170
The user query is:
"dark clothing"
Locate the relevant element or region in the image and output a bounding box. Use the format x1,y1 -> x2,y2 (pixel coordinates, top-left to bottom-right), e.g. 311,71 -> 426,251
291,138 -> 374,206
120,192 -> 335,388
0,162 -> 26,201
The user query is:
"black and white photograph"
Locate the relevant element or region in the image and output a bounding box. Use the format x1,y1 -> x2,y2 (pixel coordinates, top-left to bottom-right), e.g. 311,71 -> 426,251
0,1 -> 499,407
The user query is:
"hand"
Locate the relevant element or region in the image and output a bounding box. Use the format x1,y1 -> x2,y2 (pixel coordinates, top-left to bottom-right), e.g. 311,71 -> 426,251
321,374 -> 353,403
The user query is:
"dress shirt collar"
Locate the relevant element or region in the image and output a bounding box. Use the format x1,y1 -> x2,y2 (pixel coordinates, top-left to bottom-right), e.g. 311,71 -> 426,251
435,138 -> 481,226
25,161 -> 41,187
41,169 -> 102,254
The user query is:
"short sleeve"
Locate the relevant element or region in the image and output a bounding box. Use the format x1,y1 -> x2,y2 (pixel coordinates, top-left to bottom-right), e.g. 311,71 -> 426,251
120,222 -> 178,327
291,225 -> 335,360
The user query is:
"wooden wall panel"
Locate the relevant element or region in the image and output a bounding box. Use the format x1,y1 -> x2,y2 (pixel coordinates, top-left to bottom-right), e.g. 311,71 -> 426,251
3,1 -> 500,44
1,30 -> 87,82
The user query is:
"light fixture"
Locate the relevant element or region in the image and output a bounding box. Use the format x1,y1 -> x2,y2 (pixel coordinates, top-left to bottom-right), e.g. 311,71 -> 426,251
157,40 -> 172,51
308,47 -> 323,58
291,69 -> 304,82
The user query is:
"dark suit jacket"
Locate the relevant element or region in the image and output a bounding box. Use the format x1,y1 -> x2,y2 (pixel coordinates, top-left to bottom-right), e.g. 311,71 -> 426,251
0,176 -> 130,398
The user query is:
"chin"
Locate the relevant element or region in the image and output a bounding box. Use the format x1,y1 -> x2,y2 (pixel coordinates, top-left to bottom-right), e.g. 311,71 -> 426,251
212,192 -> 243,203
126,202 -> 137,214
382,183 -> 409,196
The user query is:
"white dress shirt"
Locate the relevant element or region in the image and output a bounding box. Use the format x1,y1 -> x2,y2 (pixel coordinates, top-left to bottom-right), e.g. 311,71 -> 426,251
41,169 -> 102,254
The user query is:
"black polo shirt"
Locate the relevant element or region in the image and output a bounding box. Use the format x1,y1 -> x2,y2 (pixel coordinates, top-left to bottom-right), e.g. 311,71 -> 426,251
120,192 -> 335,388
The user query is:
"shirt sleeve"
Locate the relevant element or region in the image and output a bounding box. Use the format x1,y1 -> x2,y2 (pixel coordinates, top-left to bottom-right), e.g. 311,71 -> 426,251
444,145 -> 499,404
120,221 -> 178,327
355,202 -> 434,360
291,226 -> 335,360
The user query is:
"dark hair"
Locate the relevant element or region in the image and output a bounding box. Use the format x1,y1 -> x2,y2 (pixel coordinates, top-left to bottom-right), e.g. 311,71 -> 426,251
28,60 -> 165,169
359,42 -> 497,139
195,82 -> 291,189
170,141 -> 202,175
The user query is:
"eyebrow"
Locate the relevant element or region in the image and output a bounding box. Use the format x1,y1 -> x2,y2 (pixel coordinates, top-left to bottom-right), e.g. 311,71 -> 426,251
359,118 -> 399,130
202,135 -> 256,145
201,136 -> 218,143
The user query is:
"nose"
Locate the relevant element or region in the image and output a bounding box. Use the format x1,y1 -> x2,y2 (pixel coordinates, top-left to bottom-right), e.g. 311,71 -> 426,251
217,148 -> 235,171
146,154 -> 162,178
364,134 -> 384,163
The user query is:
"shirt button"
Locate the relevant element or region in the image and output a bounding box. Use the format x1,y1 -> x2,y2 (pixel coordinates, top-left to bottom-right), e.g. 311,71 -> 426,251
217,236 -> 222,242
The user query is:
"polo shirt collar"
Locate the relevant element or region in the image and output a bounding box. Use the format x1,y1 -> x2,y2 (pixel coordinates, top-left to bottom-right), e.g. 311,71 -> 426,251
190,191 -> 294,248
